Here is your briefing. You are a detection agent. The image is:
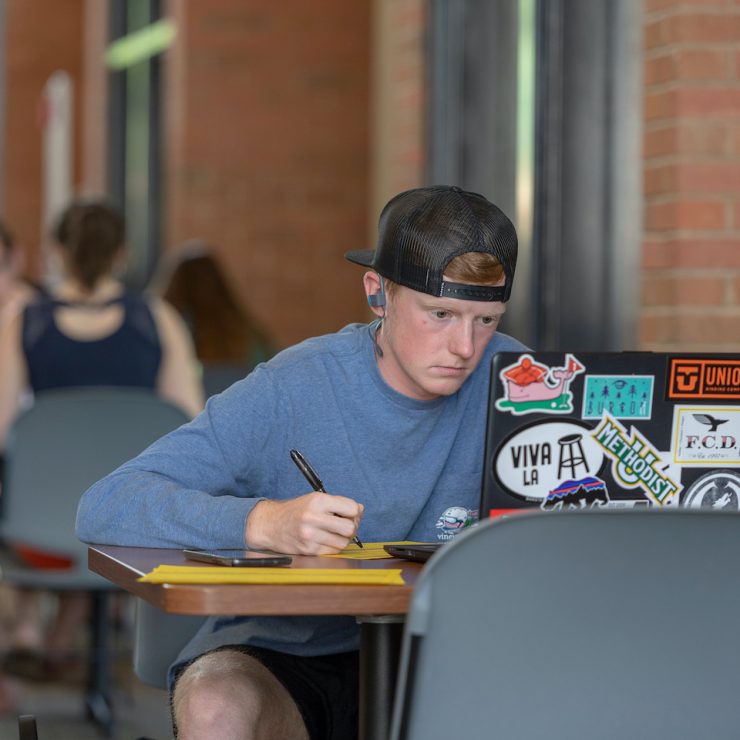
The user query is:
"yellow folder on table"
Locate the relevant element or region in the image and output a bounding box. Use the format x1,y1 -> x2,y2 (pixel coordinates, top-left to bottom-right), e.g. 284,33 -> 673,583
138,565 -> 405,585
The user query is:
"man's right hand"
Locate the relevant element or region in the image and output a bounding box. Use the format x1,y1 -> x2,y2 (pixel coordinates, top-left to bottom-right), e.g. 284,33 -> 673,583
245,493 -> 364,555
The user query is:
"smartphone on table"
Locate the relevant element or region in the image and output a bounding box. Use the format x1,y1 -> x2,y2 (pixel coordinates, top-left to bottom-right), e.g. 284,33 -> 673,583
183,549 -> 292,567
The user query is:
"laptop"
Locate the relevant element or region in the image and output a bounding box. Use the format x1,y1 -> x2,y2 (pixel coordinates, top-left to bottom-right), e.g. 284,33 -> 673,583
387,350 -> 740,562
481,351 -> 740,517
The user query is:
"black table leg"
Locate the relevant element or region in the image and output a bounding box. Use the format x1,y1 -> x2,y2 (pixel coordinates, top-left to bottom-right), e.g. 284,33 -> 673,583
86,590 -> 113,737
357,615 -> 405,740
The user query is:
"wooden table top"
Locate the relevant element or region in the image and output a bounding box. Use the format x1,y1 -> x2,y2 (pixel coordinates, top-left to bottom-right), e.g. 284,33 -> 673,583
88,545 -> 423,617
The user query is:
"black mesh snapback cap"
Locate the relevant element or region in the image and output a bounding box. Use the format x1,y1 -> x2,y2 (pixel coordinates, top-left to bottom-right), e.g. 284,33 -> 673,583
345,185 -> 517,302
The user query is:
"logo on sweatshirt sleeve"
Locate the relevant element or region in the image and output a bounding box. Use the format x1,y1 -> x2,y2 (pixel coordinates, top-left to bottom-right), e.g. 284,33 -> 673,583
435,506 -> 477,541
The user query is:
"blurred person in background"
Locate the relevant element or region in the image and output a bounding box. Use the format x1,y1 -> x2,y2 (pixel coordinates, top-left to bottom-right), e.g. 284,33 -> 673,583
0,219 -> 37,318
0,218 -> 39,712
0,198 -> 203,689
0,218 -> 39,487
154,240 -> 275,380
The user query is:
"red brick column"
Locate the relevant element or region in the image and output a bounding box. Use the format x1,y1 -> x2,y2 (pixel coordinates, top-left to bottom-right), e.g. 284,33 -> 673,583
642,0 -> 740,351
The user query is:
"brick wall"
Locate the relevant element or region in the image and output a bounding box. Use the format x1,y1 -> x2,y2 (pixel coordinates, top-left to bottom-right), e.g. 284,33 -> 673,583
2,0 -> 85,276
164,0 -> 372,348
642,0 -> 740,351
370,0 -> 426,225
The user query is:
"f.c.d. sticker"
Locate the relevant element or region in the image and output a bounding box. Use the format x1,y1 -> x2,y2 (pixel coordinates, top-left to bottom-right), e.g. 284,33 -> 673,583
671,406 -> 740,466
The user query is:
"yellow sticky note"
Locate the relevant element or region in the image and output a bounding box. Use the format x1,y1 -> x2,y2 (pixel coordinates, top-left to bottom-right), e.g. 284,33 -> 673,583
322,541 -> 424,560
138,565 -> 405,585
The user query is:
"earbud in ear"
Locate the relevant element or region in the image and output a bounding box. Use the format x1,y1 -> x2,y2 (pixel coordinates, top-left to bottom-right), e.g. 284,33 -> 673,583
367,276 -> 386,307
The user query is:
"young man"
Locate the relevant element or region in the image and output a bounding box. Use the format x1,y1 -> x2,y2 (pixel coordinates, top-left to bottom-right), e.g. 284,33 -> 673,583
76,185 -> 527,739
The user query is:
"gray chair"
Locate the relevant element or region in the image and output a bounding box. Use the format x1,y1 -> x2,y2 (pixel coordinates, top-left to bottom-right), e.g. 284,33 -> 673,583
201,362 -> 252,399
390,508 -> 740,740
0,387 -> 189,736
133,599 -> 205,690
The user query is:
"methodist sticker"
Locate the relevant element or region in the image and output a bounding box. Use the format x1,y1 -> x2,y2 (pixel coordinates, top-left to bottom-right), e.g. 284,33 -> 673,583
671,406 -> 740,466
591,413 -> 681,506
668,358 -> 740,399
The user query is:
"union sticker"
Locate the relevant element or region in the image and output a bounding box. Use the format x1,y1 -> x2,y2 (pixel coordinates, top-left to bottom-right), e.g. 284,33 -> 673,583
668,358 -> 740,399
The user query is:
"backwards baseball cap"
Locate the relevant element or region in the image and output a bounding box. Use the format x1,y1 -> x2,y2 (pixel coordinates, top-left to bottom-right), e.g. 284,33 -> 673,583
345,185 -> 517,302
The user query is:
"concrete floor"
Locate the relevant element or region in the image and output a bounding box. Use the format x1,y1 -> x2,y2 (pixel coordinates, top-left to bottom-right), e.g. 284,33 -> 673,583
0,652 -> 173,740
0,590 -> 173,740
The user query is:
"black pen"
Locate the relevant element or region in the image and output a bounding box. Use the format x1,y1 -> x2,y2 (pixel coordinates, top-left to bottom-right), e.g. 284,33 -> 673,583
289,449 -> 363,548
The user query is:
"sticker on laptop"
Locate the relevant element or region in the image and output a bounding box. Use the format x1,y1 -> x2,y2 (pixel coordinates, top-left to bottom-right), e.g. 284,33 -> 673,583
591,412 -> 682,506
681,470 -> 740,510
582,375 -> 654,420
540,476 -> 651,511
494,419 -> 605,502
667,358 -> 740,400
495,353 -> 585,416
541,475 -> 610,510
671,406 -> 740,466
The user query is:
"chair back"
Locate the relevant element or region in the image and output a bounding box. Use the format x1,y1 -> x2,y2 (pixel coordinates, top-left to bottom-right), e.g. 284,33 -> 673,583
133,599 -> 206,689
1,387 -> 189,587
201,362 -> 251,398
390,509 -> 740,740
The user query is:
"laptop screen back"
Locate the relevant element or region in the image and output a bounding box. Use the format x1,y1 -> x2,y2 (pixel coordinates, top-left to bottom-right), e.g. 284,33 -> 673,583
480,351 -> 740,518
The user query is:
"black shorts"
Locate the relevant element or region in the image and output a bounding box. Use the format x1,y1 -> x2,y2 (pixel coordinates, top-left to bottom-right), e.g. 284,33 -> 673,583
172,645 -> 359,740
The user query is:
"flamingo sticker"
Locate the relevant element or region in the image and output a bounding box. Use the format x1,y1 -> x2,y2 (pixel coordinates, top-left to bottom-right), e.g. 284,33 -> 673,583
495,353 -> 585,416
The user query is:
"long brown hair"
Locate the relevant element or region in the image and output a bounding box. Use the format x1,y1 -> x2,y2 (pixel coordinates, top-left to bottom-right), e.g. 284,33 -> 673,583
0,218 -> 16,265
54,200 -> 125,291
160,247 -> 274,365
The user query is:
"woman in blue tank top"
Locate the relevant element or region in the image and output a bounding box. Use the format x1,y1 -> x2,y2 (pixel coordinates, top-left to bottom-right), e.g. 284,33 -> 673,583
1,200 -> 203,413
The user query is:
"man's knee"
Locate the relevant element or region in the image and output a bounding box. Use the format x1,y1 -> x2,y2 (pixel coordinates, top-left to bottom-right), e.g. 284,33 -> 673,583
172,649 -> 308,740
175,650 -> 266,723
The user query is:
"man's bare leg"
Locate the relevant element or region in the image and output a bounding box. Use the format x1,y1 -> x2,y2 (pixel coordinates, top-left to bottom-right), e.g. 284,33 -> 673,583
173,649 -> 310,740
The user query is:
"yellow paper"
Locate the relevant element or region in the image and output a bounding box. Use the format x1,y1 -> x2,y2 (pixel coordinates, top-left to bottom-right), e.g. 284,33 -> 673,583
138,565 -> 405,585
323,541 -> 424,560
